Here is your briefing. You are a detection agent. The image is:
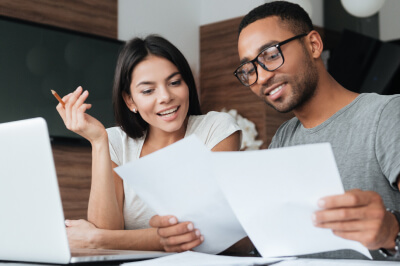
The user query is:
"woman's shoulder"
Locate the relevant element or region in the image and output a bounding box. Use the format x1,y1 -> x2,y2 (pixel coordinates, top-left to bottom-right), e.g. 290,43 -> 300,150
106,126 -> 144,164
106,126 -> 126,140
106,126 -> 142,146
187,111 -> 241,149
187,111 -> 239,135
189,111 -> 236,126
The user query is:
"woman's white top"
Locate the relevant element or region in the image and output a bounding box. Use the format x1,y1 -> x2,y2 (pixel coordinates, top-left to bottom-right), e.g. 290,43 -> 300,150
106,111 -> 241,229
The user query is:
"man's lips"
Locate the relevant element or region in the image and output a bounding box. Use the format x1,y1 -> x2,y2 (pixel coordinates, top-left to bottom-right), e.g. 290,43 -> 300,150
263,83 -> 286,96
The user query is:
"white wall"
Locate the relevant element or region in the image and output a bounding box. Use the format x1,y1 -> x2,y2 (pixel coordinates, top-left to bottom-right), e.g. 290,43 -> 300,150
118,0 -> 201,78
118,0 -> 324,82
379,0 -> 400,41
264,0 -> 324,27
199,0 -> 265,26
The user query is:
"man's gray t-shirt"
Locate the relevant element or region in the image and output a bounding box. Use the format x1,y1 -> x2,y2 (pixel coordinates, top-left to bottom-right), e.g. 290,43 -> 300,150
269,93 -> 400,260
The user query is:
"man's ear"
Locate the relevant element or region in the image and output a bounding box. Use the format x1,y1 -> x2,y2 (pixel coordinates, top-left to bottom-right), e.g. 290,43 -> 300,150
122,91 -> 137,112
306,30 -> 323,59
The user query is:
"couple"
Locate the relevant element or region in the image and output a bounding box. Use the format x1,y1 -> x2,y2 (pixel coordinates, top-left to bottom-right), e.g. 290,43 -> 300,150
56,1 -> 400,261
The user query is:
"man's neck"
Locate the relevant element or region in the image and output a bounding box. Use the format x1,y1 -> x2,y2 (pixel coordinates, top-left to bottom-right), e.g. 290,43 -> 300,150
293,72 -> 359,129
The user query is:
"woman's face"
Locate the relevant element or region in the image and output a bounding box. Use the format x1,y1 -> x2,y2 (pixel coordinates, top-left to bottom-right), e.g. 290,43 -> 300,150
127,55 -> 190,134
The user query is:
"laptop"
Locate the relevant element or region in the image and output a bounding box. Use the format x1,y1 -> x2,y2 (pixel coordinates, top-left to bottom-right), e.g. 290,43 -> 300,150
0,117 -> 171,264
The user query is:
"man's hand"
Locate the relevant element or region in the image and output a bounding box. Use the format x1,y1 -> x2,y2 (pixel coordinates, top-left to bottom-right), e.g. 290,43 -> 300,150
149,215 -> 204,252
313,189 -> 399,250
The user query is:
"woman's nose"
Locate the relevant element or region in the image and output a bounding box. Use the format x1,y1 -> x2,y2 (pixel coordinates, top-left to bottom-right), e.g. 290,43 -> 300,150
158,86 -> 173,103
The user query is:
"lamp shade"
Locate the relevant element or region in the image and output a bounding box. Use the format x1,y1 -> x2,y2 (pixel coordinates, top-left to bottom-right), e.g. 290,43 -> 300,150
341,0 -> 386,18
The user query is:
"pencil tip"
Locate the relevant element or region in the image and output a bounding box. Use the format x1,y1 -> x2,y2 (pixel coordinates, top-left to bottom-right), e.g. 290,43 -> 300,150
51,89 -> 55,94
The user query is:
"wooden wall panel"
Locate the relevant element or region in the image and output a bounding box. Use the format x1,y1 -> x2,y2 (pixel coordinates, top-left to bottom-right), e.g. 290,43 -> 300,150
0,0 -> 117,39
52,144 -> 92,220
200,17 -> 294,149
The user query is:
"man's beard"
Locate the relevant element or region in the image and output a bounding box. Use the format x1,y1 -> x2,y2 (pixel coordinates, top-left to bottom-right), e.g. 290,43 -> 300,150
263,55 -> 319,113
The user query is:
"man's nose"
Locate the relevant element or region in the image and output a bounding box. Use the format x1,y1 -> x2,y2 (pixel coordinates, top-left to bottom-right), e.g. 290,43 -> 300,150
256,63 -> 275,86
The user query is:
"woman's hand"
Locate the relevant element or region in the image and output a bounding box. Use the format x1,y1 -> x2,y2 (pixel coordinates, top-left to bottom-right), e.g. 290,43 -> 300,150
56,86 -> 107,144
65,219 -> 99,249
149,215 -> 204,252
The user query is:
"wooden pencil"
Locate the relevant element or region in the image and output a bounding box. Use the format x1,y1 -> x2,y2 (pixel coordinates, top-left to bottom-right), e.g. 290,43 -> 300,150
51,90 -> 65,108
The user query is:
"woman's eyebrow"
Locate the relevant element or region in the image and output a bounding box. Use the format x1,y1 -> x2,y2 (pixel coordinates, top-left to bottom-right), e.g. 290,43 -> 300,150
136,80 -> 155,87
166,72 -> 180,81
135,72 -> 181,87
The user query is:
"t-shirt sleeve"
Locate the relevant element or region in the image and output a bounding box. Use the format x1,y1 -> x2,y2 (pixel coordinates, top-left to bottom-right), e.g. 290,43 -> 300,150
375,96 -> 400,190
106,127 -> 122,166
196,111 -> 242,150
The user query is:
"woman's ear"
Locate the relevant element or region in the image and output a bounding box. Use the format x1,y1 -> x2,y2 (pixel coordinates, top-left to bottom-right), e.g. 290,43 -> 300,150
122,91 -> 137,113
306,30 -> 323,59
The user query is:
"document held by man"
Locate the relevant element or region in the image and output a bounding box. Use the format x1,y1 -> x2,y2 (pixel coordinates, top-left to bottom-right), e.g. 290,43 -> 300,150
115,136 -> 371,259
114,135 -> 247,254
210,143 -> 371,259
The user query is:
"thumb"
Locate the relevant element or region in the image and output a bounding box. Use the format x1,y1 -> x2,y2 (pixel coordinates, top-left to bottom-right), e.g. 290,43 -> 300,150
149,215 -> 178,228
64,219 -> 82,227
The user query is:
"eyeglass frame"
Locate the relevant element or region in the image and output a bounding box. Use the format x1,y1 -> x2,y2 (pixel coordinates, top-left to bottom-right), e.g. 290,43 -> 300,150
233,33 -> 308,87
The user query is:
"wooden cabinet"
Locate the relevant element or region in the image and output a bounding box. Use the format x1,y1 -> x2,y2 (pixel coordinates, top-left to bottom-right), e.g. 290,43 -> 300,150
52,144 -> 92,219
0,0 -> 117,39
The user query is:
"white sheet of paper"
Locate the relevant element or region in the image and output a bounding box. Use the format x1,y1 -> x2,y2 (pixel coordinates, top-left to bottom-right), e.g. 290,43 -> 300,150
275,258 -> 399,266
122,251 -> 292,266
114,135 -> 247,254
211,143 -> 372,259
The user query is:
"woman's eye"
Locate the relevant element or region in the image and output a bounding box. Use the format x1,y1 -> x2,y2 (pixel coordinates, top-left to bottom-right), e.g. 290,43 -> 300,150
141,89 -> 153,95
170,79 -> 182,86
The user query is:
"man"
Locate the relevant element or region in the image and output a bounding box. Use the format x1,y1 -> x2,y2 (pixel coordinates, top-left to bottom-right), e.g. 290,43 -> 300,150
233,1 -> 400,260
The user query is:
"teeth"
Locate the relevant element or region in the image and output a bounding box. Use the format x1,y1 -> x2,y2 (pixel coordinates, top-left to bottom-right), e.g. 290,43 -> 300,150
269,85 -> 283,95
159,107 -> 178,116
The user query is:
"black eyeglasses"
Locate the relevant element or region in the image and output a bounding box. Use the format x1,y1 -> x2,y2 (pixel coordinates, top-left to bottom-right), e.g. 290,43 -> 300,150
233,33 -> 307,87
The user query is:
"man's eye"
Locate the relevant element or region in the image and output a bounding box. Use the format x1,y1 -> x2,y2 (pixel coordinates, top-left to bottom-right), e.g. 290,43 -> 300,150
268,52 -> 281,60
242,67 -> 255,76
259,47 -> 281,61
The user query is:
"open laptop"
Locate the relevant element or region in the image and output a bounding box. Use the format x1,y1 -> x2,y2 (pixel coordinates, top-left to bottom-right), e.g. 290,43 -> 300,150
0,117 -> 171,264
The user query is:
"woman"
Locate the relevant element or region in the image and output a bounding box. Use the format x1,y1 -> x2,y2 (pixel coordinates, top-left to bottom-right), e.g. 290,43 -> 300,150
56,35 -> 242,252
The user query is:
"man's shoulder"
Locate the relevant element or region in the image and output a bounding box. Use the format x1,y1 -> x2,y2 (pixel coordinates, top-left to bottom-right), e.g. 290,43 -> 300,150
347,93 -> 400,121
276,116 -> 300,132
356,93 -> 400,107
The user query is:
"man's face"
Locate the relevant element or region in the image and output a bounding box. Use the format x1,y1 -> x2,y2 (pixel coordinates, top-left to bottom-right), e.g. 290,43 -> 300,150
237,16 -> 318,113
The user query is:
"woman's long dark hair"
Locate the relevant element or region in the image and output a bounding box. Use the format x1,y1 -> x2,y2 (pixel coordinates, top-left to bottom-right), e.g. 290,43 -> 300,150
112,35 -> 201,139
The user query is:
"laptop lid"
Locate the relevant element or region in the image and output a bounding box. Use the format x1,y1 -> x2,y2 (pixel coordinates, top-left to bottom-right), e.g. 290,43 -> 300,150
0,118 -> 169,264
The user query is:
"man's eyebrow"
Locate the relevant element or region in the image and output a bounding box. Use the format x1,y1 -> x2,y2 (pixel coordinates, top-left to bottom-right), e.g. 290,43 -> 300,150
239,41 -> 279,65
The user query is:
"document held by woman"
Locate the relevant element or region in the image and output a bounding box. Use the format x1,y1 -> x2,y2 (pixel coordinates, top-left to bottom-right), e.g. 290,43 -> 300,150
114,135 -> 247,254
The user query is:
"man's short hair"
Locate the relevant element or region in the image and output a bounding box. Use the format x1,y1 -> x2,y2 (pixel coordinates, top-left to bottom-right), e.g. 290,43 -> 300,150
239,1 -> 314,36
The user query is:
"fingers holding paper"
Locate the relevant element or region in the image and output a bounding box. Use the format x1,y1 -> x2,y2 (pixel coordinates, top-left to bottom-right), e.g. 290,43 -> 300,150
150,215 -> 204,252
313,189 -> 399,250
55,86 -> 107,144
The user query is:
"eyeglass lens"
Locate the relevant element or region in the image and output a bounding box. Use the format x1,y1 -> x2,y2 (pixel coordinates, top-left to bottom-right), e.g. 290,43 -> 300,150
236,46 -> 283,86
